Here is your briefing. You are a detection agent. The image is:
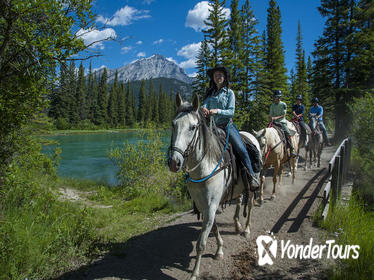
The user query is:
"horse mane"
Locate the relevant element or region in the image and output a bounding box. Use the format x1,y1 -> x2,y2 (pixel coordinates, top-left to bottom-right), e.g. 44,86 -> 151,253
174,102 -> 222,162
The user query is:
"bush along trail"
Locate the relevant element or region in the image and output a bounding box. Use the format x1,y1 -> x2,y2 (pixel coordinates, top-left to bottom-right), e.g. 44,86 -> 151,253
0,132 -> 189,280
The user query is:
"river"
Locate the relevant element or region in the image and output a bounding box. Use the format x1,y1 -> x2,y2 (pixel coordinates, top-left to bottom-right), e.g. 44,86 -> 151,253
43,130 -> 170,185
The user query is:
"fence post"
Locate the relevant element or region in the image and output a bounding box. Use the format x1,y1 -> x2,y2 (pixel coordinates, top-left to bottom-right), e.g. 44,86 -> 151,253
340,145 -> 345,190
331,156 -> 340,210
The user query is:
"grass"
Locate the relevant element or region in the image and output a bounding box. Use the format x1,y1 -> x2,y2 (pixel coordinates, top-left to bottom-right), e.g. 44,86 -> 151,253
0,134 -> 190,280
321,195 -> 374,280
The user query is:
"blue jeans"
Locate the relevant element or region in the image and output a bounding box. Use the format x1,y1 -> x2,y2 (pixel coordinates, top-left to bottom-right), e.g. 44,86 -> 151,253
318,121 -> 328,142
228,122 -> 255,176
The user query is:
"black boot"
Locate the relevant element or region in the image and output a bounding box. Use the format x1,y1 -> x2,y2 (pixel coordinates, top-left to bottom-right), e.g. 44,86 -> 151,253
287,136 -> 297,158
244,167 -> 260,191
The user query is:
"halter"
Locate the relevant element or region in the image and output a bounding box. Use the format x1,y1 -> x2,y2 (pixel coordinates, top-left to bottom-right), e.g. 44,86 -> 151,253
168,121 -> 202,172
169,114 -> 231,183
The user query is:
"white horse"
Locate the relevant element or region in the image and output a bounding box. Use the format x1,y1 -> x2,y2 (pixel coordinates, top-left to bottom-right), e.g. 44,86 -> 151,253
307,115 -> 323,168
168,93 -> 262,280
253,121 -> 299,203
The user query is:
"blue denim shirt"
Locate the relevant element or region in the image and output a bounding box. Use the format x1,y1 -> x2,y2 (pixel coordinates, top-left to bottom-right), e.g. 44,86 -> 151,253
309,105 -> 323,122
202,87 -> 235,126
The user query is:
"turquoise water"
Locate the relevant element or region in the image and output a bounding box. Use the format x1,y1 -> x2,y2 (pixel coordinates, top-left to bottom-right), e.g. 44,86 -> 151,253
43,131 -> 170,185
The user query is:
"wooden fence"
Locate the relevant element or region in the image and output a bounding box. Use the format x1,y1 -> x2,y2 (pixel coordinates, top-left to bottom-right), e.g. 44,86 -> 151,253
322,138 -> 352,220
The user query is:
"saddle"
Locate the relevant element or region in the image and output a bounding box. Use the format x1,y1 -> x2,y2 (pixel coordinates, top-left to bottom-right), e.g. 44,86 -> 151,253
213,125 -> 261,188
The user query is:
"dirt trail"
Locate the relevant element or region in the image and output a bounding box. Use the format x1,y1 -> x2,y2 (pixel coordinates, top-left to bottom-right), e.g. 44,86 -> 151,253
56,146 -> 336,280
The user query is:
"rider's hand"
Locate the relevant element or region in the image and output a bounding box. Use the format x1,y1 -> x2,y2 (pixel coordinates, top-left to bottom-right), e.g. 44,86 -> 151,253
202,107 -> 210,117
209,109 -> 218,115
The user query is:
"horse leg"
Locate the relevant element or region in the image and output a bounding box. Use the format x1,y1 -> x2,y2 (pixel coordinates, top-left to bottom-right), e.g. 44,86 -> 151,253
244,191 -> 254,239
271,163 -> 278,200
234,195 -> 243,233
190,207 -> 216,280
212,219 -> 224,260
259,169 -> 266,205
292,158 -> 296,184
304,147 -> 308,171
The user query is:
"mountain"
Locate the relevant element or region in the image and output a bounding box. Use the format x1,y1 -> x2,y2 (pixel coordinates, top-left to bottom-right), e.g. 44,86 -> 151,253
93,54 -> 193,84
128,77 -> 192,101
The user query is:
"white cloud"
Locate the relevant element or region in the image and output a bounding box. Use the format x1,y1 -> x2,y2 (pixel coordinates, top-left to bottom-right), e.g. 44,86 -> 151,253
136,40 -> 143,45
177,42 -> 201,59
121,46 -> 132,54
185,1 -> 230,32
137,52 -> 146,57
166,57 -> 178,64
93,65 -> 106,72
179,58 -> 197,69
97,5 -> 150,26
177,42 -> 201,69
143,0 -> 155,4
152,38 -> 164,45
76,28 -> 116,49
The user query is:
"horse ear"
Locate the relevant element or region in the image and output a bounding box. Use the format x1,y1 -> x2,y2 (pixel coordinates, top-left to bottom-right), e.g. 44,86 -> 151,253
261,129 -> 266,137
176,93 -> 182,108
252,129 -> 258,135
192,93 -> 200,111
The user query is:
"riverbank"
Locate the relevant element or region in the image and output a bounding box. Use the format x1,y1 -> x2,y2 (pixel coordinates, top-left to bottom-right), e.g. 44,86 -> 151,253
38,127 -> 170,136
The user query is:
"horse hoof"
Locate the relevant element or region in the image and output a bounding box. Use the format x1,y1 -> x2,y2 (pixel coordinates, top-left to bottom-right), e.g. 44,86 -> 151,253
235,224 -> 243,233
190,276 -> 198,280
253,200 -> 261,207
214,253 -> 224,260
244,231 -> 251,239
270,194 -> 276,200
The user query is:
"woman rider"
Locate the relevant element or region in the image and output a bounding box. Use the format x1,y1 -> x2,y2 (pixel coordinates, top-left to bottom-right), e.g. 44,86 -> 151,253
201,65 -> 260,188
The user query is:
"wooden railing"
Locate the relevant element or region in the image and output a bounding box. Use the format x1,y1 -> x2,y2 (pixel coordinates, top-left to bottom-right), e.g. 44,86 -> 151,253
322,138 -> 352,220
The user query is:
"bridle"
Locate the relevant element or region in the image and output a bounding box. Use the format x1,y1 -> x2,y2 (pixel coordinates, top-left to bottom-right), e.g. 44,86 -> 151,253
168,120 -> 203,172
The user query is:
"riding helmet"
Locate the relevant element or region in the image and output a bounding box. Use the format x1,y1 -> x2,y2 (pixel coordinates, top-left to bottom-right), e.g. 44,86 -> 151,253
296,94 -> 303,100
207,64 -> 231,82
273,90 -> 282,98
312,97 -> 319,103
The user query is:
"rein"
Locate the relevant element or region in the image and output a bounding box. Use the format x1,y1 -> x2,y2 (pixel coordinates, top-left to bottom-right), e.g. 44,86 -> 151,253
186,122 -> 231,183
262,122 -> 283,165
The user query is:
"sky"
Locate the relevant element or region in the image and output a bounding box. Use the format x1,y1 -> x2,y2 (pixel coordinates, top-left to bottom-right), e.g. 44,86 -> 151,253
79,0 -> 326,77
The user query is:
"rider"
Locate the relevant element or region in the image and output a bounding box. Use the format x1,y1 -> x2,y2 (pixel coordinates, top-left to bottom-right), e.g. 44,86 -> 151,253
292,94 -> 309,145
269,90 -> 297,157
201,64 -> 260,188
309,97 -> 331,146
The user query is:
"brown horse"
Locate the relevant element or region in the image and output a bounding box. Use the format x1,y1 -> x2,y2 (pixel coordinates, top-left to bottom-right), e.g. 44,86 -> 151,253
253,121 -> 299,203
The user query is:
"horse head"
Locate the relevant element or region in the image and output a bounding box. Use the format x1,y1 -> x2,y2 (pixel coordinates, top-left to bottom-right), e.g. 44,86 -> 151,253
253,129 -> 267,155
168,93 -> 201,173
309,114 -> 319,133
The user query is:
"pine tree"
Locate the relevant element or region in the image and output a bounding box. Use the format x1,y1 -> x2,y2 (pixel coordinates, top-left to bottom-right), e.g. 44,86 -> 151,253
76,62 -> 86,121
193,36 -> 210,97
313,0 -> 356,139
117,82 -> 126,127
265,0 -> 289,100
68,61 -> 79,124
125,81 -> 134,126
137,80 -> 147,125
295,21 -> 308,105
96,68 -> 108,126
222,0 -> 244,93
240,0 -> 260,101
107,71 -> 119,127
349,0 -> 374,89
86,61 -> 94,121
49,62 -> 70,120
203,0 -> 228,66
145,79 -> 155,124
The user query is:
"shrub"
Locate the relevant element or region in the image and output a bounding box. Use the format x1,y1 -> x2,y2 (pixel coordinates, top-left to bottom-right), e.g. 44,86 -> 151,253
55,117 -> 70,130
0,135 -> 98,279
109,132 -> 187,201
